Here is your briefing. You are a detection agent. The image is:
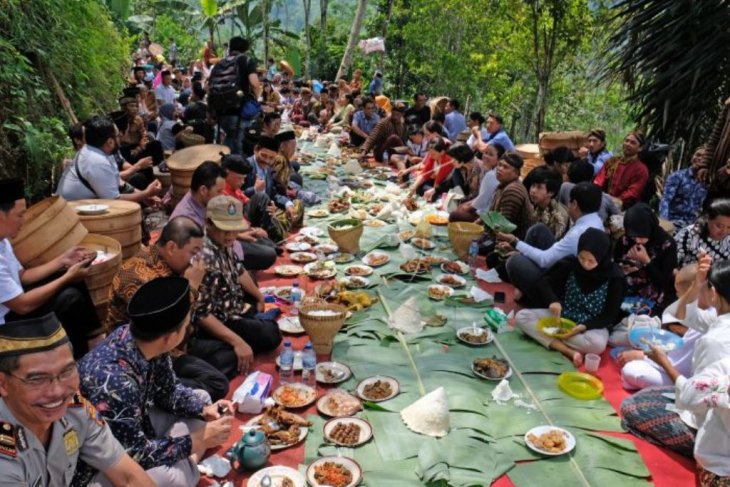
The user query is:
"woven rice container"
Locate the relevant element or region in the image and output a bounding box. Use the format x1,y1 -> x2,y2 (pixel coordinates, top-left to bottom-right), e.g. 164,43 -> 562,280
69,199 -> 142,259
166,144 -> 230,204
328,219 -> 364,254
538,131 -> 587,156
298,303 -> 348,355
79,234 -> 122,321
448,222 -> 484,261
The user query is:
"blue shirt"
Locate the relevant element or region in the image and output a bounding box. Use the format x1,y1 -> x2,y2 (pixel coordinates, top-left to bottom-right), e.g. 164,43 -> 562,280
368,78 -> 383,96
659,167 -> 708,228
515,212 -> 604,269
444,111 -> 467,140
352,110 -> 380,135
484,129 -> 515,152
587,149 -> 613,176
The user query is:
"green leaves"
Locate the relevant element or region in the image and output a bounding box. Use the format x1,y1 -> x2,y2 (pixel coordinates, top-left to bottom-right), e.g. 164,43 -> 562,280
200,0 -> 219,18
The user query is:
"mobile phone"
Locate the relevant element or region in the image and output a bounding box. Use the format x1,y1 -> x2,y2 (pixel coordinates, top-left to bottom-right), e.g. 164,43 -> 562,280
620,258 -> 637,267
494,291 -> 506,304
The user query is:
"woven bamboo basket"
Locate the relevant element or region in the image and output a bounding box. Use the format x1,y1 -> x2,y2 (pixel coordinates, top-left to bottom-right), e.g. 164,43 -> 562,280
79,234 -> 122,322
538,131 -> 587,155
448,222 -> 484,260
328,219 -> 364,254
166,144 -> 230,203
69,199 -> 142,259
298,303 -> 348,355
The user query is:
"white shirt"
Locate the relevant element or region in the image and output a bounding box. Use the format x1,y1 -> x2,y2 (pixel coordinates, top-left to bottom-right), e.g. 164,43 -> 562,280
466,128 -> 489,149
675,357 -> 730,475
0,239 -> 24,324
154,84 -> 176,105
56,145 -> 120,201
515,212 -> 604,269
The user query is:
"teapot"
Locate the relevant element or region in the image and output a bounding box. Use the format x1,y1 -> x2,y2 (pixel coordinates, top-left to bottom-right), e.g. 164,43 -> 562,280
226,429 -> 270,472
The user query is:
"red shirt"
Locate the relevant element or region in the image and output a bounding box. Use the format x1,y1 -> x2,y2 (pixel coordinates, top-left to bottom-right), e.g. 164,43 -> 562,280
420,153 -> 455,187
594,157 -> 649,207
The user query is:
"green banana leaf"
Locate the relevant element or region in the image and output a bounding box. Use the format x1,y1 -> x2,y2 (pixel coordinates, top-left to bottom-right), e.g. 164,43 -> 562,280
479,210 -> 517,233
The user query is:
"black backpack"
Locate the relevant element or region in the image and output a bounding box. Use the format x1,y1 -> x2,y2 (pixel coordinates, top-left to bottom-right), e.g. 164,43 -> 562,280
208,54 -> 245,115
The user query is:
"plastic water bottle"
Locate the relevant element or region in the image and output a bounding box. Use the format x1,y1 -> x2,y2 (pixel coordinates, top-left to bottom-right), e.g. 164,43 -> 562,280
290,282 -> 302,316
301,342 -> 317,386
468,240 -> 479,276
279,340 -> 294,384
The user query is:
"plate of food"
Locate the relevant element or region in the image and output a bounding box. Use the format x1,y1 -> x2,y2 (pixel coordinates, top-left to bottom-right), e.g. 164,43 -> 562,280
314,243 -> 339,255
274,286 -> 306,301
525,426 -> 576,456
308,208 -> 330,218
441,261 -> 469,275
364,219 -> 387,227
295,234 -> 319,246
472,357 -> 512,380
75,204 -> 109,215
344,265 -> 374,277
629,328 -> 685,353
278,316 -> 305,334
427,284 -> 454,301
398,230 -> 415,242
400,259 -> 431,274
457,326 -> 493,346
425,213 -> 449,226
356,376 -> 400,402
274,265 -> 304,277
411,238 -> 436,250
334,252 -> 355,264
436,273 -> 467,288
368,204 -> 384,216
316,361 -> 352,384
285,242 -> 312,252
349,209 -> 369,221
244,406 -> 310,450
247,465 -> 305,487
328,198 -> 351,214
316,389 -> 362,417
340,276 -> 370,289
323,417 -> 373,447
403,197 -> 419,212
419,255 -> 449,266
362,251 -> 391,267
290,252 -> 318,264
272,383 -> 318,409
306,456 -> 362,487
537,317 -> 577,339
304,261 -> 338,280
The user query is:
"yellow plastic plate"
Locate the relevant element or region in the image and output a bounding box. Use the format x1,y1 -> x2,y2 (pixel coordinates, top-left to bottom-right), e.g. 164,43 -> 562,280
537,317 -> 577,338
557,371 -> 604,400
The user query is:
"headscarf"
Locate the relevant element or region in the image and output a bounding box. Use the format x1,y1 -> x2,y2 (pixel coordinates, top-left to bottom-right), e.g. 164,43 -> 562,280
623,203 -> 671,249
159,103 -> 176,121
573,228 -> 621,291
375,95 -> 391,115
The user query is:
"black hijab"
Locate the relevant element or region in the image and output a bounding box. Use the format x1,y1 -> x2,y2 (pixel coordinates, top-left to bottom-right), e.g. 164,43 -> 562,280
573,228 -> 622,291
623,203 -> 671,249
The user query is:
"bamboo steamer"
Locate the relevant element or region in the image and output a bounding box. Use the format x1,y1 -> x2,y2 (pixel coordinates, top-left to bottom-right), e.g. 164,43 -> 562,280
166,144 -> 230,204
153,166 -> 172,197
68,200 -> 142,260
516,143 -> 544,178
538,131 -> 587,155
10,196 -> 88,267
79,234 -> 122,321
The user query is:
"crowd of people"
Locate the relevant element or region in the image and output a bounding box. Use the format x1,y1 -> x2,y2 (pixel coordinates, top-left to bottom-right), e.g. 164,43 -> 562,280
0,32 -> 730,486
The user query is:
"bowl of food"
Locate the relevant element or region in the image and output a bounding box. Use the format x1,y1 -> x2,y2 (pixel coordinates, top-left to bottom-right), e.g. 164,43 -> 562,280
425,213 -> 449,226
274,265 -> 304,277
285,241 -> 312,252
304,261 -> 337,280
400,259 -> 431,274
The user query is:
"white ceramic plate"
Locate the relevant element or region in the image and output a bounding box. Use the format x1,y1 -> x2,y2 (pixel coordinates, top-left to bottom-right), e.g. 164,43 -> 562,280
286,242 -> 312,252
308,209 -> 330,218
323,417 -> 373,447
313,243 -> 339,255
276,351 -> 303,371
364,219 -> 387,227
344,265 -> 374,277
456,327 -> 493,346
274,286 -> 306,301
436,273 -> 467,288
334,252 -> 356,264
316,361 -> 352,384
340,276 -> 370,289
316,389 -> 362,417
362,251 -> 390,267
524,426 -> 576,456
355,375 -> 400,402
272,383 -> 318,409
304,262 -> 337,280
247,466 -> 306,487
427,284 -> 454,301
300,226 -> 325,237
411,238 -> 436,250
244,416 -> 308,451
440,261 -> 469,275
290,252 -> 318,264
75,204 -> 109,215
306,456 -> 362,487
278,316 -> 305,334
274,265 -> 304,277
471,361 -> 512,381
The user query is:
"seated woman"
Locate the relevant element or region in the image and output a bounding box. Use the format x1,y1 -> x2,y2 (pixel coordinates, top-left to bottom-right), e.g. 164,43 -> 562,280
326,93 -> 355,131
615,203 -> 678,314
675,197 -> 730,267
262,80 -> 282,111
621,253 -> 730,459
155,103 -> 179,151
594,130 -> 649,209
406,137 -> 454,202
450,143 -> 505,224
515,228 -> 623,366
444,142 -> 481,200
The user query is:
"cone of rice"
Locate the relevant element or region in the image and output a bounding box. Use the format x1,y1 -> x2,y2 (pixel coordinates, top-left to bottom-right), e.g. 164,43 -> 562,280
400,387 -> 449,437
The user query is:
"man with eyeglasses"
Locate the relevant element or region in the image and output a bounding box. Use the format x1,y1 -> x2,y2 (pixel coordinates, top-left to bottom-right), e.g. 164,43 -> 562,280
0,313 -> 154,486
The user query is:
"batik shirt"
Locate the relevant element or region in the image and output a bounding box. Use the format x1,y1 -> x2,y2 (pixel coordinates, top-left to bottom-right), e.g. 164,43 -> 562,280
659,168 -> 708,228
75,326 -> 206,482
194,236 -> 249,323
533,199 -> 570,240
674,223 -> 730,267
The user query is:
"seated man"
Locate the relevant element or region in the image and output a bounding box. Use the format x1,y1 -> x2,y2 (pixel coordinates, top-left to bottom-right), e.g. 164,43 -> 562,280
444,98 -> 467,141
360,101 -> 407,162
578,128 -> 612,176
499,182 -> 604,303
105,216 -> 230,401
593,130 -> 649,209
527,166 -> 570,240
195,196 -> 282,376
472,111 -> 515,153
76,277 -> 234,486
659,145 -> 709,229
559,160 -> 621,223
350,97 -> 380,147
115,95 -> 164,177
0,314 -> 154,486
0,178 -> 103,357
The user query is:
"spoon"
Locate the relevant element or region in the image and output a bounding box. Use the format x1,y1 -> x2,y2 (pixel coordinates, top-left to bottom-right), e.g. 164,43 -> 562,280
260,474 -> 272,487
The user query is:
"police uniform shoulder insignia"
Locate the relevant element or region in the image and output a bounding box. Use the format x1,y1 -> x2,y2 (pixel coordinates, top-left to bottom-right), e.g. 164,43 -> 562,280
68,393 -> 85,407
0,421 -> 17,458
63,429 -> 79,456
15,426 -> 27,452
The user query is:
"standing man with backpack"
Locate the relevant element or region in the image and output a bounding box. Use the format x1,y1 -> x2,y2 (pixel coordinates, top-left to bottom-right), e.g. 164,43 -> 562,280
208,37 -> 261,155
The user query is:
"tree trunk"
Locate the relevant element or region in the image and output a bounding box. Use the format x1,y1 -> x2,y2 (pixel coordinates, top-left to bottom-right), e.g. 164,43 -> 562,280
303,0 -> 312,78
533,77 -> 547,140
262,0 -> 270,64
335,0 -> 368,81
378,0 -> 394,71
318,0 -> 329,74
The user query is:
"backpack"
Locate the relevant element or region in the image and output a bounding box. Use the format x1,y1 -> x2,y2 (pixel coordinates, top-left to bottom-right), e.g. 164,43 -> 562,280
208,54 -> 245,115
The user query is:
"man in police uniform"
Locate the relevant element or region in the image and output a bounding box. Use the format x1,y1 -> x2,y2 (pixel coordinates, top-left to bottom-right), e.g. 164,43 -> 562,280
0,313 -> 154,486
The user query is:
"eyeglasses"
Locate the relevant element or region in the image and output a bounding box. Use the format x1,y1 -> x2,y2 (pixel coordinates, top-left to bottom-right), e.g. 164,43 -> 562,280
8,364 -> 78,389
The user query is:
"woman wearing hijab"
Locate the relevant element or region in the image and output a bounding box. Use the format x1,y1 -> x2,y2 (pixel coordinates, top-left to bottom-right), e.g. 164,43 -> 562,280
615,203 -> 678,314
156,103 -> 178,151
515,228 -> 624,366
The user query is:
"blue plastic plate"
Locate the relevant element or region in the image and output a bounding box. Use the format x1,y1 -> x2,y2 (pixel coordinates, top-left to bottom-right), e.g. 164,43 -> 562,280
628,328 -> 684,353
